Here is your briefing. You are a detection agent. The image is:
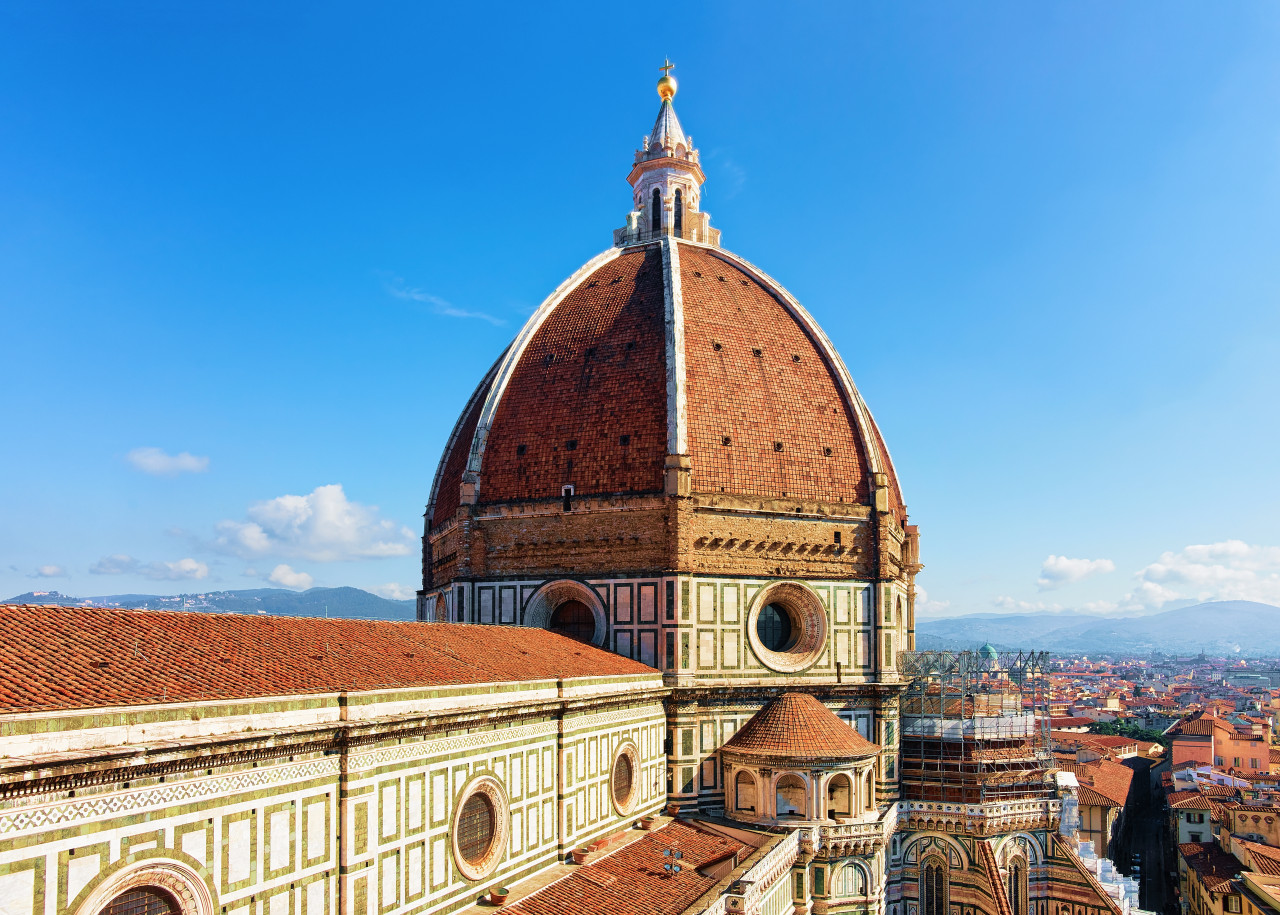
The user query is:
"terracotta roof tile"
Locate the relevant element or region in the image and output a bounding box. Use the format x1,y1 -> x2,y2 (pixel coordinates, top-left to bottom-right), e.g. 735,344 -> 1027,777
722,692 -> 879,760
1180,842 -> 1240,893
679,244 -> 882,509
480,247 -> 669,504
0,604 -> 657,713
502,821 -> 746,915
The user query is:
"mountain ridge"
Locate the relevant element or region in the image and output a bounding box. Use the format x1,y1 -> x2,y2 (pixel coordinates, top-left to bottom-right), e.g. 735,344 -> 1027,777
3,587 -> 415,621
916,600 -> 1280,655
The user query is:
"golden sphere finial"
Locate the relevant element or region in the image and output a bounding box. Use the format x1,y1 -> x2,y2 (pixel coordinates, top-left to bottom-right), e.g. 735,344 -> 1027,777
657,58 -> 677,101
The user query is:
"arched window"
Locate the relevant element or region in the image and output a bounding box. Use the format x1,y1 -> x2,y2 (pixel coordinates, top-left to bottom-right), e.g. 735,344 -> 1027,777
651,188 -> 662,235
735,771 -> 757,813
833,864 -> 866,897
921,854 -> 949,915
865,769 -> 875,811
827,774 -> 853,819
674,189 -> 684,237
776,774 -> 807,818
99,889 -> 179,915
1008,857 -> 1028,915
549,600 -> 595,643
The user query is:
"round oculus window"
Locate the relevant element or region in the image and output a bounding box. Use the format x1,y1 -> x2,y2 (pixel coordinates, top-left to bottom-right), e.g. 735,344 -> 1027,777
549,599 -> 596,644
610,742 -> 640,814
745,583 -> 828,673
457,793 -> 495,866
757,603 -> 798,652
450,776 -> 510,881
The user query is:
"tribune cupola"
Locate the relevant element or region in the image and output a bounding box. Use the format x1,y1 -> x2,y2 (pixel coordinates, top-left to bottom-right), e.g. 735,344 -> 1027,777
614,61 -> 720,247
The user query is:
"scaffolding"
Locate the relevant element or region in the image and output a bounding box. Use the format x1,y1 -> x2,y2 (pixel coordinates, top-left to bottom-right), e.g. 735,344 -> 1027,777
897,650 -> 1054,805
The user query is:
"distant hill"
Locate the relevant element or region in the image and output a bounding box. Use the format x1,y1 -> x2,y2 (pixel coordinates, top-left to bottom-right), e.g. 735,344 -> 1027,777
917,600 -> 1280,656
3,587 -> 415,621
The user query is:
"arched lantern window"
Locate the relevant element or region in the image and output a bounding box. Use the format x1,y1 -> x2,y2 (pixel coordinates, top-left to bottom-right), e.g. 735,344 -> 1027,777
921,855 -> 949,915
651,188 -> 662,235
674,188 -> 684,237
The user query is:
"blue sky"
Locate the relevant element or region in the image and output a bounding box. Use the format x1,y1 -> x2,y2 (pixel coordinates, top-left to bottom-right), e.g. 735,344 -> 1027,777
2,3 -> 1278,616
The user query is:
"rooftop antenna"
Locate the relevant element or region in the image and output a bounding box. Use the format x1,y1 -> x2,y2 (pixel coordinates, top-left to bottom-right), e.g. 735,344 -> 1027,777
661,848 -> 683,875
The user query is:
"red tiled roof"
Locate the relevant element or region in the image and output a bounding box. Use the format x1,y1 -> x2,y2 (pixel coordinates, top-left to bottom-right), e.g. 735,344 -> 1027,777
1058,759 -> 1134,807
1078,785 -> 1124,809
1180,842 -> 1240,893
721,692 -> 879,760
1050,716 -> 1096,728
480,246 -> 670,505
0,604 -> 657,713
679,244 -> 886,511
1238,841 -> 1280,878
502,821 -> 747,915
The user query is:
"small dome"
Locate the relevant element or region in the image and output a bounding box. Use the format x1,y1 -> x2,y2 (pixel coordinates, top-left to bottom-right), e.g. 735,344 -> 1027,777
721,692 -> 880,761
979,643 -> 999,660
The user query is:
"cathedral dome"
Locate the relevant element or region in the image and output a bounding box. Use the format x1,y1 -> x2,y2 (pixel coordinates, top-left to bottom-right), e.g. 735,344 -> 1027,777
423,67 -> 914,600
427,239 -> 905,529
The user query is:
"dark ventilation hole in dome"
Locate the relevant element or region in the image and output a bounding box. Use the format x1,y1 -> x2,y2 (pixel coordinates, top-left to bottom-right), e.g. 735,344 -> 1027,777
721,436 -> 732,446
752,348 -> 763,357
619,435 -> 630,446
549,600 -> 595,644
741,279 -> 749,286
609,276 -> 621,285
792,354 -> 801,363
712,342 -> 723,351
457,793 -> 496,865
566,440 -> 578,451
757,604 -> 798,653
544,353 -> 556,366
774,442 -> 784,452
823,447 -> 833,457
612,754 -> 633,805
516,444 -> 527,456
694,271 -> 702,278
626,340 -> 636,350
718,276 -> 727,283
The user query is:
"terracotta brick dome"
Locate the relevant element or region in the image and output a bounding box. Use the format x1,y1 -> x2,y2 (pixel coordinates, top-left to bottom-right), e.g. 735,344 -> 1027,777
426,239 -> 906,533
722,692 -> 880,761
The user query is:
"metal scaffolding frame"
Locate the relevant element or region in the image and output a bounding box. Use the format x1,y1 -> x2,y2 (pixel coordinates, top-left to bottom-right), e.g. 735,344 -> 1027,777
897,650 -> 1054,805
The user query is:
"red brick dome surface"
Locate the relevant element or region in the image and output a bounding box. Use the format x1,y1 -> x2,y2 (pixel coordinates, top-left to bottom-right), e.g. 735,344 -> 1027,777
428,240 -> 905,531
722,692 -> 880,760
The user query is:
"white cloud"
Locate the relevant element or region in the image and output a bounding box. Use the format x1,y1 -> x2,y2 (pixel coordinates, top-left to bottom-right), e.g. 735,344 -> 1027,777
127,447 -> 210,476
1126,540 -> 1280,609
90,554 -> 208,581
146,558 -> 209,581
1037,555 -> 1116,590
91,554 -> 139,575
214,483 -> 415,562
913,584 -> 951,617
268,564 -> 314,590
29,564 -> 67,578
994,596 -> 1066,613
372,582 -> 416,601
384,275 -> 505,326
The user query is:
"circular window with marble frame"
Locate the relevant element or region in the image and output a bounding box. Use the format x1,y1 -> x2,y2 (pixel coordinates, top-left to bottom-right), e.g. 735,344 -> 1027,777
745,581 -> 829,673
450,774 -> 511,882
610,741 -> 641,816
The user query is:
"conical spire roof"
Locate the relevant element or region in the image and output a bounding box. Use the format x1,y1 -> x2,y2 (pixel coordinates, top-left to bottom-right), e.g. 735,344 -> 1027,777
722,692 -> 881,761
649,98 -> 687,151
